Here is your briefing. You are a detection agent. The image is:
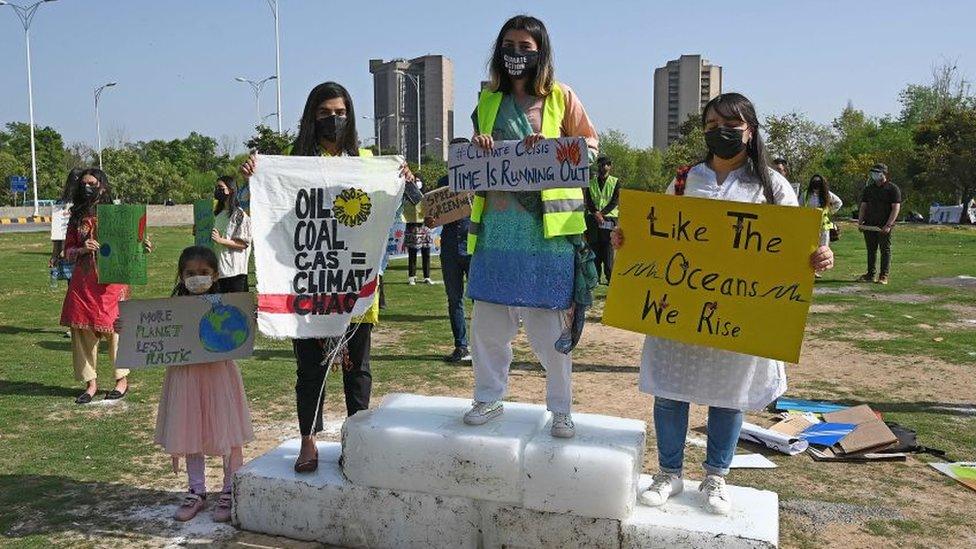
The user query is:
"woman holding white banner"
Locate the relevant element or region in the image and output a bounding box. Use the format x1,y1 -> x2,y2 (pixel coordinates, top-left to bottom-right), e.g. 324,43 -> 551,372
611,93 -> 834,515
241,82 -> 415,473
461,15 -> 599,439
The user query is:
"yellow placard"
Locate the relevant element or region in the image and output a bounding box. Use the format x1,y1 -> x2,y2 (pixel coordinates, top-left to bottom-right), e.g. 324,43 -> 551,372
603,190 -> 822,363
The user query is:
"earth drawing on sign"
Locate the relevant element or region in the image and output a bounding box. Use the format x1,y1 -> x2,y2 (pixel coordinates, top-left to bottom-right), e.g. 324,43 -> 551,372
199,301 -> 249,353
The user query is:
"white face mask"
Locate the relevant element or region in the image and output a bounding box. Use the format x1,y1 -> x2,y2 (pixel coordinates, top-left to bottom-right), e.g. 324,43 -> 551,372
184,275 -> 214,294
870,171 -> 884,183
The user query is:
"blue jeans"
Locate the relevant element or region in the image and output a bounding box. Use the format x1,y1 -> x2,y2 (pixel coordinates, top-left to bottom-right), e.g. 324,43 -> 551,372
441,253 -> 470,349
654,396 -> 743,477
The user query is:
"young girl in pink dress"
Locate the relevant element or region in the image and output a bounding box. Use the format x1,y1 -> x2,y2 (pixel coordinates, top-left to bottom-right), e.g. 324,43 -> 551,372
153,245 -> 254,523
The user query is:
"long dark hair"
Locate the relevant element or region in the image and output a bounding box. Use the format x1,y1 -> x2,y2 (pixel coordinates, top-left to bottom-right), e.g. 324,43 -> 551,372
69,168 -> 112,227
172,245 -> 220,296
213,175 -> 239,216
61,168 -> 84,203
292,82 -> 359,157
488,15 -> 555,96
807,174 -> 830,205
701,93 -> 775,203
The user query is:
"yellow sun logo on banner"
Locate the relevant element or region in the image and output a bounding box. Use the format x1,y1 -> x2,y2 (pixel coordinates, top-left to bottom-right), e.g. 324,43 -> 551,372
333,188 -> 372,227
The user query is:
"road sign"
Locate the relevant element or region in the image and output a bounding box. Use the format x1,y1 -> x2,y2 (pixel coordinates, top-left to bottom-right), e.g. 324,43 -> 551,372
8,176 -> 28,193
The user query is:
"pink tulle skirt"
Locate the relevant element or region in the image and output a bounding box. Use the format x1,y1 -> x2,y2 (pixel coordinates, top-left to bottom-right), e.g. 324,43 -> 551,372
154,360 -> 254,457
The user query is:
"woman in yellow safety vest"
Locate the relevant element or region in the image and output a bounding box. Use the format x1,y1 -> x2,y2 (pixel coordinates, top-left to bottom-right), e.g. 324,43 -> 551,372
461,15 -> 599,439
241,82 -> 416,473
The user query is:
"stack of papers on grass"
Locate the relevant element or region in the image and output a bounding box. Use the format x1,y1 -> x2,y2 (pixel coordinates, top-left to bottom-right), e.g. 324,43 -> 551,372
807,446 -> 907,462
739,422 -> 809,455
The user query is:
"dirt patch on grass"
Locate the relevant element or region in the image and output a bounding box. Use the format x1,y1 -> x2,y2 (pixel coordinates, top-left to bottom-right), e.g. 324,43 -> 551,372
923,275 -> 976,289
869,292 -> 938,304
809,303 -> 851,314
813,285 -> 870,295
942,303 -> 976,317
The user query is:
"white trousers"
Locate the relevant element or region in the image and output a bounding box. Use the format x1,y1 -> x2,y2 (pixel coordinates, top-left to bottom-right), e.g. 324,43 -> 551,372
471,300 -> 573,413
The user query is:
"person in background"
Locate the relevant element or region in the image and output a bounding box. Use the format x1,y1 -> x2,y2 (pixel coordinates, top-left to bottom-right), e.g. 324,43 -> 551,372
51,168 -> 83,267
462,15 -> 599,439
210,175 -> 252,293
241,81 -> 415,473
804,174 -> 843,246
584,155 -> 619,284
60,168 -> 153,404
772,157 -> 800,197
403,178 -> 433,285
613,93 -> 833,515
857,163 -> 901,285
426,137 -> 473,363
148,245 -> 254,523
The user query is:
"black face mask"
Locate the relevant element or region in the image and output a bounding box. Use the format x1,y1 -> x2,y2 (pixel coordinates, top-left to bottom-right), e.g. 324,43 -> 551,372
214,188 -> 226,201
84,185 -> 99,200
500,47 -> 539,79
704,127 -> 747,160
315,115 -> 346,143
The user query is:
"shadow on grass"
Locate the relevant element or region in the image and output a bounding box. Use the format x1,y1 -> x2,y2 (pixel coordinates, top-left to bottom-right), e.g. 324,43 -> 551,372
0,474 -> 196,544
372,353 -> 448,362
377,313 -> 450,322
0,325 -> 67,336
36,340 -> 71,352
864,401 -> 976,417
0,380 -> 79,398
511,361 -> 639,373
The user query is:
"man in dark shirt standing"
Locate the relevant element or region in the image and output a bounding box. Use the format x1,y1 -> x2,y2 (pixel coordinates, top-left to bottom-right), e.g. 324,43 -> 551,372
857,163 -> 901,285
428,138 -> 472,363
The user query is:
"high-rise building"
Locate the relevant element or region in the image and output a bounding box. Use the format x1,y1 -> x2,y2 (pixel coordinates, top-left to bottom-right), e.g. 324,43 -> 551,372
369,55 -> 454,163
652,55 -> 722,150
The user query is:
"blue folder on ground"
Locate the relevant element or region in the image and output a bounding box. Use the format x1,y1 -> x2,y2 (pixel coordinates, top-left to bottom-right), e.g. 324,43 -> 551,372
798,422 -> 857,446
775,397 -> 848,414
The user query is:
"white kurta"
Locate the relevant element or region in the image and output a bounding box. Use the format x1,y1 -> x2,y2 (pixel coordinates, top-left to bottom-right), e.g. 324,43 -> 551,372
639,163 -> 799,411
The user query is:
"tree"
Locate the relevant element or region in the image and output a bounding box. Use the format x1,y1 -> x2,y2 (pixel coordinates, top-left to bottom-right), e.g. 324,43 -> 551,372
662,114 -> 705,178
0,150 -> 26,206
899,61 -> 973,125
911,104 -> 976,204
244,125 -> 294,154
764,112 -> 835,183
0,122 -> 67,200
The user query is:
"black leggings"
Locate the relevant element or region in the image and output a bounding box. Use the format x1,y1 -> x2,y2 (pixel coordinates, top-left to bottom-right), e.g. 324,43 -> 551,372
408,247 -> 431,279
218,274 -> 249,293
293,323 -> 373,434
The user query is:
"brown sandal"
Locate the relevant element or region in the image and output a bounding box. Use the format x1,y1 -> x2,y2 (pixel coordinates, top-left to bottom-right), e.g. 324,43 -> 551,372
294,449 -> 318,473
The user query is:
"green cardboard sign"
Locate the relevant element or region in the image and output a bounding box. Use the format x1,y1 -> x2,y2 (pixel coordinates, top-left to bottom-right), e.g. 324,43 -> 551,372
193,199 -> 216,249
97,204 -> 148,285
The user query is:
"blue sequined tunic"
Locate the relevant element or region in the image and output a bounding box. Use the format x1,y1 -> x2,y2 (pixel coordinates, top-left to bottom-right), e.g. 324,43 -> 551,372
466,95 -> 574,310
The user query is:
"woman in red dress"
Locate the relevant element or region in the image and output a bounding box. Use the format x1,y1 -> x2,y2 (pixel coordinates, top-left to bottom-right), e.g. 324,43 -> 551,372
60,168 -> 151,404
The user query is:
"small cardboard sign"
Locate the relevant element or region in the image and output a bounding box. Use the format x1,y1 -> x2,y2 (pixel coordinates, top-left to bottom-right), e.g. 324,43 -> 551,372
117,293 -> 256,368
193,199 -> 216,248
96,204 -> 148,285
51,203 -> 71,241
422,186 -> 471,227
447,137 -> 589,192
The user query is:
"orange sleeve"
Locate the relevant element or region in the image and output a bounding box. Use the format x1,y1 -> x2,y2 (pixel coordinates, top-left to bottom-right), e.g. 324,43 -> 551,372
558,83 -> 599,158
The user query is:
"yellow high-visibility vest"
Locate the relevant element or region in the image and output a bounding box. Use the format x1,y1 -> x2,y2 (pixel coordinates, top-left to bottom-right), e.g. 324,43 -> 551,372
282,144 -> 379,324
467,84 -> 587,255
588,175 -> 619,218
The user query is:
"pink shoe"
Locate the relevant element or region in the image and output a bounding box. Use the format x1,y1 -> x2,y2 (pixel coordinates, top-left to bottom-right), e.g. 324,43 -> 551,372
173,492 -> 206,522
212,492 -> 233,523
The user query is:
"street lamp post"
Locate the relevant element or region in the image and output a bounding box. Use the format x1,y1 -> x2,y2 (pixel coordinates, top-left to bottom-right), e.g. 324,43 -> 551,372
399,71 -> 422,168
266,0 -> 282,133
2,0 -> 59,216
94,81 -> 117,170
362,114 -> 394,154
235,75 -> 277,128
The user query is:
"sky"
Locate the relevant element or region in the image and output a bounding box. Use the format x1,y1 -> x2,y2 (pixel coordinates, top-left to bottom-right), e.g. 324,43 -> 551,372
0,0 -> 973,154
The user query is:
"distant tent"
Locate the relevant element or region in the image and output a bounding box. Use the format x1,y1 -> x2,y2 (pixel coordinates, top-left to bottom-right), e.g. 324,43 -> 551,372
929,200 -> 976,224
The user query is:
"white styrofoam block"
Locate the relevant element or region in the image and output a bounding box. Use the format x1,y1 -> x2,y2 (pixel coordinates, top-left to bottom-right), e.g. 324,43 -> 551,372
478,501 -> 621,549
621,474 -> 779,548
342,398 -> 549,503
233,440 -> 481,548
522,412 -> 646,519
379,392 -> 548,424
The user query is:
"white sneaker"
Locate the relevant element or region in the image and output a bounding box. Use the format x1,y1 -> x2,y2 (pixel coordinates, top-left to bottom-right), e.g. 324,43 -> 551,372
423,278 -> 434,285
700,474 -> 732,515
408,276 -> 416,286
463,401 -> 503,425
551,412 -> 575,438
640,471 -> 683,507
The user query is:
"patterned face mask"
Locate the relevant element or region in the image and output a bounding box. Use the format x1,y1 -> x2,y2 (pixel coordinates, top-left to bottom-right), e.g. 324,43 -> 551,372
500,47 -> 539,78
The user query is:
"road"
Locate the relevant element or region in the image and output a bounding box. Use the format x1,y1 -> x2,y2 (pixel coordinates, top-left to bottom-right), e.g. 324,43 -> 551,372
0,222 -> 49,234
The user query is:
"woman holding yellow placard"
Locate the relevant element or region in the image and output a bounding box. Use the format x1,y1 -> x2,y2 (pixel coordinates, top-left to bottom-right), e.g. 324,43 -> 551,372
612,93 -> 833,515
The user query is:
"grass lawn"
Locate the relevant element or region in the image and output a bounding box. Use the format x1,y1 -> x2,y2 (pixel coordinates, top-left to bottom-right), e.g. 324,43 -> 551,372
0,221 -> 973,547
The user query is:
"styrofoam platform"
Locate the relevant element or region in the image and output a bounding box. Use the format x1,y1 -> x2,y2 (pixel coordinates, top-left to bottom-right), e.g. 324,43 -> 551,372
234,440 -> 779,548
341,393 -> 646,519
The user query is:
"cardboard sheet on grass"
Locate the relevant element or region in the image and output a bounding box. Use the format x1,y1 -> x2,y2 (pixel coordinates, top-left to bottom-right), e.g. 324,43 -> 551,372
117,293 -> 256,368
193,199 -> 216,249
448,137 -> 589,192
96,204 -> 148,285
604,190 -> 821,362
51,202 -> 71,241
930,462 -> 976,492
249,154 -> 404,339
422,186 -> 471,227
